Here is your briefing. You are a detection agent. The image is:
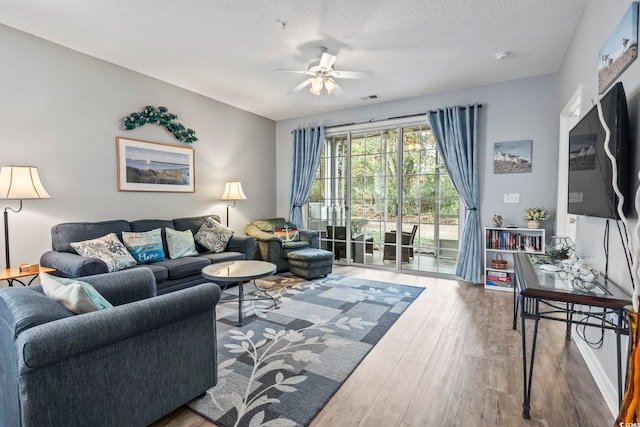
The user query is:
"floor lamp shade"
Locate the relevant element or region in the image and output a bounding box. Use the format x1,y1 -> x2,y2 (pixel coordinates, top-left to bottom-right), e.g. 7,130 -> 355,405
0,166 -> 51,268
220,181 -> 247,227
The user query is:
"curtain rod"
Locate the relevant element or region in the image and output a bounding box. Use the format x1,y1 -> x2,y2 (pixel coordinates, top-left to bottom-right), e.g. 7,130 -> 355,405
291,104 -> 483,133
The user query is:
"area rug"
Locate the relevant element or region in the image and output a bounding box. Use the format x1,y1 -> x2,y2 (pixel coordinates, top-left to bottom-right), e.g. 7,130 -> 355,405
188,273 -> 423,427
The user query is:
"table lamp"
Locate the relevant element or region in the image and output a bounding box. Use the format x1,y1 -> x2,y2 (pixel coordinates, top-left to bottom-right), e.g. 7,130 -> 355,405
220,181 -> 247,227
0,166 -> 51,268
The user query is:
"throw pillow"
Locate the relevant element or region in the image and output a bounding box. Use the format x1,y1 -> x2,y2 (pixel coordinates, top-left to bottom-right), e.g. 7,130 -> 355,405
122,228 -> 165,264
39,272 -> 113,314
273,223 -> 300,242
165,228 -> 199,259
194,217 -> 234,253
70,233 -> 137,272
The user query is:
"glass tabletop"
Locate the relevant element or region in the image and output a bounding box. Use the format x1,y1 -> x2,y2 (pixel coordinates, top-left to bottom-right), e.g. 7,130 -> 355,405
201,260 -> 277,282
516,253 -> 630,308
526,254 -> 608,296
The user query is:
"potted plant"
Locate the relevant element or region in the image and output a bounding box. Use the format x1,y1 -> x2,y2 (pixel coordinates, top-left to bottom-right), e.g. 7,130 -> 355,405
524,206 -> 551,229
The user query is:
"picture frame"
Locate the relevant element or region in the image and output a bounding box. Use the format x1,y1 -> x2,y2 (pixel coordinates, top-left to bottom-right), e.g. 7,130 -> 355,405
116,137 -> 195,192
493,140 -> 532,174
598,2 -> 638,95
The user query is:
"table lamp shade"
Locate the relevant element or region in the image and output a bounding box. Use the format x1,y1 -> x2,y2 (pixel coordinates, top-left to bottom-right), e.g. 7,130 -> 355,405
220,181 -> 247,201
0,166 -> 51,200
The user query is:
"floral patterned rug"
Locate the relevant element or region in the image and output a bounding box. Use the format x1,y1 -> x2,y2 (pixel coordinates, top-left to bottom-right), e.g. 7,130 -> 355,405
188,273 -> 423,427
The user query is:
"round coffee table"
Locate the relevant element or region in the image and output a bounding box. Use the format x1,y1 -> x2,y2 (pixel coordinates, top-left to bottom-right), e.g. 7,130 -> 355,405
202,260 -> 277,325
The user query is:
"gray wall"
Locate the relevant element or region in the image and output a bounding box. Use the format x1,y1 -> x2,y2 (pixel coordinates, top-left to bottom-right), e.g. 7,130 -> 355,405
0,24 -> 276,265
557,0 -> 640,413
276,75 -> 559,239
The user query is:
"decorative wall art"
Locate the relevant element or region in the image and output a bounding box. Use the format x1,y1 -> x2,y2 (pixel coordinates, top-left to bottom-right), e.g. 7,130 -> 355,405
599,2 -> 638,94
116,137 -> 195,192
493,140 -> 532,174
122,105 -> 198,144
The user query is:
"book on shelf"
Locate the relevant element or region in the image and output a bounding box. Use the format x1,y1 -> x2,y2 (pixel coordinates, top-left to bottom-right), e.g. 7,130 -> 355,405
486,279 -> 513,288
486,270 -> 508,277
485,228 -> 543,252
486,275 -> 511,282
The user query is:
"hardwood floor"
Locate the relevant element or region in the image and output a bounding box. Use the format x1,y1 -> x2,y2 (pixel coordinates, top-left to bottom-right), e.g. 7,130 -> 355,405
151,265 -> 615,427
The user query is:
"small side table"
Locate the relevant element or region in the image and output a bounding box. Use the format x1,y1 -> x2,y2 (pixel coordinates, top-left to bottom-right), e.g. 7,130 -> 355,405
0,266 -> 56,287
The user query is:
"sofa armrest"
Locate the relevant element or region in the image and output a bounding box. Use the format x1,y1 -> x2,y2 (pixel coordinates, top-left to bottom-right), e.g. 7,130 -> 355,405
299,229 -> 320,249
17,283 -> 221,370
245,224 -> 283,243
226,235 -> 256,259
40,251 -> 108,278
80,268 -> 157,306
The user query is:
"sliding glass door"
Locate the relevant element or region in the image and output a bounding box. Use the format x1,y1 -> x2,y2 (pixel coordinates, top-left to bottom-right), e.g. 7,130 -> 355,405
307,120 -> 458,275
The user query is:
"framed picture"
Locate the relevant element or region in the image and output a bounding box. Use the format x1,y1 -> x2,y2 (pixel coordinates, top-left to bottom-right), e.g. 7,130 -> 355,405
494,140 -> 532,174
599,2 -> 638,94
116,137 -> 195,192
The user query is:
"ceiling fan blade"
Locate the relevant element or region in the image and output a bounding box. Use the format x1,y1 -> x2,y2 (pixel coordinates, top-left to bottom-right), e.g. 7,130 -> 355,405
288,78 -> 314,94
328,70 -> 373,79
277,69 -> 314,75
319,52 -> 337,69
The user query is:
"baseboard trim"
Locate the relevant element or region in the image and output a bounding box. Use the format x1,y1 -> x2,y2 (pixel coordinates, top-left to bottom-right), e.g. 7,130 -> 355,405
573,337 -> 618,418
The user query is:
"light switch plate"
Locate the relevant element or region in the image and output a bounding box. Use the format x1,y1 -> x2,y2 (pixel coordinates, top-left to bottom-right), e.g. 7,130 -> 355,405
504,193 -> 520,203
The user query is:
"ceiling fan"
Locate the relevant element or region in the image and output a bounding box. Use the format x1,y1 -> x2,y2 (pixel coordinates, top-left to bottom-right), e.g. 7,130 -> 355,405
279,47 -> 372,96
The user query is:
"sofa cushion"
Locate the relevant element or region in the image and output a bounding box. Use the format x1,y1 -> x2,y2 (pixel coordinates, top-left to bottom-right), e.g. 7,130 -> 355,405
152,257 -> 211,280
195,217 -> 234,253
39,273 -> 113,314
132,264 -> 169,284
283,241 -> 309,251
51,220 -> 132,253
70,233 -> 137,272
165,228 -> 199,259
0,287 -> 74,338
199,251 -> 246,263
122,228 -> 165,264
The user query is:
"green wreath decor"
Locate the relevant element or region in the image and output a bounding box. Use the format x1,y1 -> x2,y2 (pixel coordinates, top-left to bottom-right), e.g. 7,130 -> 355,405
122,105 -> 198,144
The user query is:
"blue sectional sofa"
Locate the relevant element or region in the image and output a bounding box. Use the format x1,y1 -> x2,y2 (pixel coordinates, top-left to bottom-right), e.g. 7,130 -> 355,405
0,268 -> 221,427
40,215 -> 256,294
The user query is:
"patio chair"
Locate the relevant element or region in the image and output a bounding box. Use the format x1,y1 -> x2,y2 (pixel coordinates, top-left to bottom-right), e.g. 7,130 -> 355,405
326,225 -> 373,262
383,224 -> 418,263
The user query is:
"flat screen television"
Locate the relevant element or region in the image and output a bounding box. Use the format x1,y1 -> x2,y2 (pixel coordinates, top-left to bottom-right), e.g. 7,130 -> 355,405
568,82 -> 630,219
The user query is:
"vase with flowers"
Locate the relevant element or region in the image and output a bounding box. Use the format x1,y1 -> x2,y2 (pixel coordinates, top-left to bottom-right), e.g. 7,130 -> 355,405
524,206 -> 551,229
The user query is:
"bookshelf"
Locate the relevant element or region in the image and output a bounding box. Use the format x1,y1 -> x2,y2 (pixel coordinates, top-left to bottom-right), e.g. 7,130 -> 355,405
484,227 -> 545,292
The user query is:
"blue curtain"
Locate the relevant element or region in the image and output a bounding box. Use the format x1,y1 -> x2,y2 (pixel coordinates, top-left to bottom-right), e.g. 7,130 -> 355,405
288,126 -> 325,227
427,105 -> 481,283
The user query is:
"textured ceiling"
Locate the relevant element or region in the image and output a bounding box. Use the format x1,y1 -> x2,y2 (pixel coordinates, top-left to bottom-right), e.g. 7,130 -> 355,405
0,0 -> 588,121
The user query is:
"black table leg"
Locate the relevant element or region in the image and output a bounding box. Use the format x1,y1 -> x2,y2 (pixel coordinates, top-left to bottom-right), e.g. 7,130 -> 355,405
238,282 -> 244,325
521,296 -> 540,420
565,303 -> 573,341
617,308 -> 624,406
513,278 -> 519,330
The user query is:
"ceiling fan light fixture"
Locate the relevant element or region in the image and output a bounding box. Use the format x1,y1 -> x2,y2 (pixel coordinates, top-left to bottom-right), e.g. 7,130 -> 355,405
309,85 -> 322,96
311,76 -> 324,90
324,78 -> 338,94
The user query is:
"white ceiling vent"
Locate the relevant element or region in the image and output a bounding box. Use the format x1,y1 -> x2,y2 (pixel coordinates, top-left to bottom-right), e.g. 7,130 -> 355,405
360,94 -> 380,101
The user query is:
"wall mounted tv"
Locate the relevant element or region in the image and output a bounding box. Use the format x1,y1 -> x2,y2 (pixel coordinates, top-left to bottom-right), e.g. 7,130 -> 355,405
568,82 -> 630,219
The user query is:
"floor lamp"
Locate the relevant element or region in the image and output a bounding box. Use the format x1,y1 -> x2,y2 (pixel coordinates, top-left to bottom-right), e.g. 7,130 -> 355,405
220,181 -> 247,227
0,166 -> 51,269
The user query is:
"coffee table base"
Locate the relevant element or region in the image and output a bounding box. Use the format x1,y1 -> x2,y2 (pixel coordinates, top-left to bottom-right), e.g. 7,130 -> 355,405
219,279 -> 279,325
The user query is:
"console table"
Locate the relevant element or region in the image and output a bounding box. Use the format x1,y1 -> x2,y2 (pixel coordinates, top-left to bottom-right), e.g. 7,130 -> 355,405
513,252 -> 631,419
